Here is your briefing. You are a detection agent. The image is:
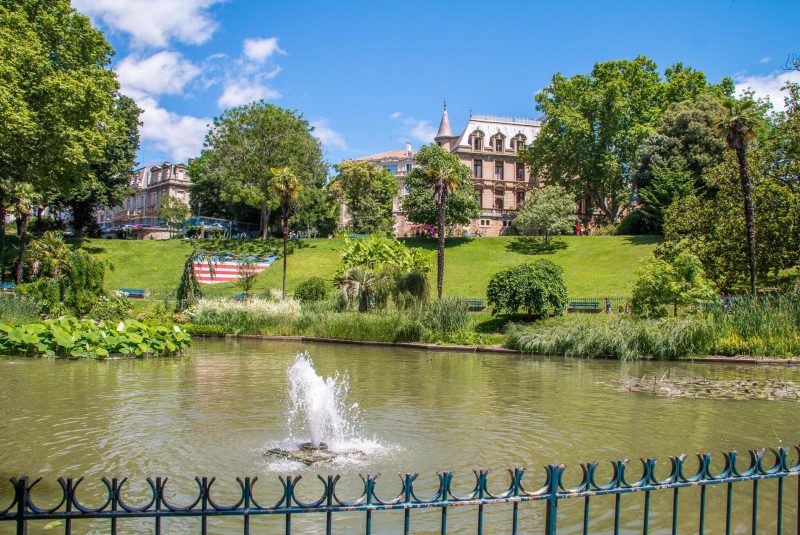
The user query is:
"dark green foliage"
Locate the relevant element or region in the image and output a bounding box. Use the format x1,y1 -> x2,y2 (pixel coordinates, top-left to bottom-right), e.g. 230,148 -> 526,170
175,253 -> 203,312
616,210 -> 651,235
637,164 -> 694,233
393,269 -> 429,308
294,277 -> 329,302
19,251 -> 107,317
486,260 -> 568,316
330,160 -> 398,233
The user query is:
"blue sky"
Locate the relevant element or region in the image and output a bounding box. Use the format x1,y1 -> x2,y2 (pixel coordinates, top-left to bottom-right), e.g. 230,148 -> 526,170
74,0 -> 800,168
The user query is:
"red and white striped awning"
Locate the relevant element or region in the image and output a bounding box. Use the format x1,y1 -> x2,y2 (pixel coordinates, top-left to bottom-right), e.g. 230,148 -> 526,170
193,259 -> 275,284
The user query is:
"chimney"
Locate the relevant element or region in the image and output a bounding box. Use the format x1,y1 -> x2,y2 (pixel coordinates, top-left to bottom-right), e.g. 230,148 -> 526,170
405,141 -> 412,155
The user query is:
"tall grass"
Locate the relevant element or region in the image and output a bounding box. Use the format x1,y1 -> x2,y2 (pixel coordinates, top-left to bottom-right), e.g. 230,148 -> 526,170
187,298 -> 301,335
423,298 -> 470,342
0,295 -> 41,323
506,315 -> 711,360
709,294 -> 800,356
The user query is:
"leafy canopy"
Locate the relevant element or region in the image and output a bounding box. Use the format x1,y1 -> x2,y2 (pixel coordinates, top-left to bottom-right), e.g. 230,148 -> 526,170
514,185 -> 577,242
330,160 -> 398,234
486,260 -> 568,317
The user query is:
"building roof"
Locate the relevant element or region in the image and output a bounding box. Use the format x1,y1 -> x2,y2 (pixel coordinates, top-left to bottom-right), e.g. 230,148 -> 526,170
356,149 -> 416,162
435,99 -> 453,139
454,114 -> 542,149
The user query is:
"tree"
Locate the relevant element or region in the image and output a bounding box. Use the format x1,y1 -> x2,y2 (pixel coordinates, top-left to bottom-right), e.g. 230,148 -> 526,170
637,164 -> 694,233
402,145 -> 477,298
11,182 -> 39,283
523,57 -> 714,223
513,185 -> 576,242
486,260 -> 568,317
200,102 -> 326,239
175,251 -> 208,312
270,166 -> 303,299
630,251 -> 717,318
0,0 -> 131,251
158,195 -> 190,237
716,96 -> 766,295
339,266 -> 382,313
330,161 -> 398,234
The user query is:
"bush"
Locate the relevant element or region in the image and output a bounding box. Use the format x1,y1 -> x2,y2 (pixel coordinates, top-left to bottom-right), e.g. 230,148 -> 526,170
424,298 -> 469,340
19,251 -> 108,317
294,277 -> 329,302
616,210 -> 652,235
88,295 -> 132,321
392,270 -> 429,308
486,260 -> 567,317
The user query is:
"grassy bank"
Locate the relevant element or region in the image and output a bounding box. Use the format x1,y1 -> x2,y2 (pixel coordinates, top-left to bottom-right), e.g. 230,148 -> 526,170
71,235 -> 659,299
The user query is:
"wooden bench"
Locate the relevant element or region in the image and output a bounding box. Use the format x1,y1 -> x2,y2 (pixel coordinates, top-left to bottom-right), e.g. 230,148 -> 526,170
568,300 -> 601,313
118,288 -> 147,299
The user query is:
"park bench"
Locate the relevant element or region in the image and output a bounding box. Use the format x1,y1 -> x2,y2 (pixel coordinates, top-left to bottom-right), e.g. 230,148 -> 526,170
464,298 -> 485,311
0,282 -> 16,292
118,288 -> 147,299
568,300 -> 601,313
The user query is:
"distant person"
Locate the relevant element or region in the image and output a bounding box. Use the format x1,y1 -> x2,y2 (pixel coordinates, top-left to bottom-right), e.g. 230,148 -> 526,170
575,222 -> 581,236
605,297 -> 611,313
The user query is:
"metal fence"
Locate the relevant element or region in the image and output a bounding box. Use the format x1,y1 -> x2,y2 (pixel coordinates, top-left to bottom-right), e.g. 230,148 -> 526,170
2,446 -> 798,534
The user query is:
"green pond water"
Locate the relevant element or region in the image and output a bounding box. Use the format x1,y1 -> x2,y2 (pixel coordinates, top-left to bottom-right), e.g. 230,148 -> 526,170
0,339 -> 798,534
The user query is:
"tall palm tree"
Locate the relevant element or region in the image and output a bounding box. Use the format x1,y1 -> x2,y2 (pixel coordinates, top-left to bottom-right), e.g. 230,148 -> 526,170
269,167 -> 303,299
717,97 -> 762,295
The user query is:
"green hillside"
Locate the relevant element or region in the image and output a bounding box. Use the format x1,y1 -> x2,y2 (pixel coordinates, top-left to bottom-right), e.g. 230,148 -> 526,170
77,235 -> 660,299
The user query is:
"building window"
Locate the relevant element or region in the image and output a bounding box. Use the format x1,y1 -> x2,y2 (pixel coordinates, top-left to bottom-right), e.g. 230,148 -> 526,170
473,136 -> 482,151
385,164 -> 398,173
495,162 -> 504,180
495,138 -> 503,151
494,194 -> 504,210
480,219 -> 490,226
473,160 -> 483,178
516,162 -> 525,181
514,136 -> 526,152
517,191 -> 525,206
405,163 -> 412,172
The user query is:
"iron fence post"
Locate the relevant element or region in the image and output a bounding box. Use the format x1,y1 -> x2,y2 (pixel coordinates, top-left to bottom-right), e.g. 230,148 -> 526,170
14,477 -> 27,535
544,464 -> 562,535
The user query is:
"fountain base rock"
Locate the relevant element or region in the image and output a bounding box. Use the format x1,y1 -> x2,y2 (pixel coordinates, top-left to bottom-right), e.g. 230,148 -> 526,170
266,442 -> 338,465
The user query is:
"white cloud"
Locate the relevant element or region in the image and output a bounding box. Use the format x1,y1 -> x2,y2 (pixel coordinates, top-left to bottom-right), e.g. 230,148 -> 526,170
73,0 -> 222,48
735,70 -> 800,111
759,56 -> 771,64
311,118 -> 348,150
390,113 -> 437,143
243,37 -> 284,63
116,51 -> 200,99
137,96 -> 210,161
217,81 -> 281,108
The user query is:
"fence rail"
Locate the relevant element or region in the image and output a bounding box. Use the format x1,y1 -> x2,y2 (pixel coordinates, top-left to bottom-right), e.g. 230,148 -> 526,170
2,446 -> 799,534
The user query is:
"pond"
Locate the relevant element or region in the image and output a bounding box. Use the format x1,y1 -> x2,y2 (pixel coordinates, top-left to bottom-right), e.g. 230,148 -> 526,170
0,339 -> 798,533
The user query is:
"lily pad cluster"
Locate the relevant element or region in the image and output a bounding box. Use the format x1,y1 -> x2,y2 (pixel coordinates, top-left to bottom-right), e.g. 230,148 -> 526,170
0,318 -> 191,358
608,374 -> 800,401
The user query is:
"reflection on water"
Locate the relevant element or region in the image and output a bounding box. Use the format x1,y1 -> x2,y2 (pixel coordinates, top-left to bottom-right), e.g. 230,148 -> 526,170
0,339 -> 798,533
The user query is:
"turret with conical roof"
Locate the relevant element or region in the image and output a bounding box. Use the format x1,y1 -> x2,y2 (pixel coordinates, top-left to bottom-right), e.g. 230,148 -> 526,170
434,98 -> 457,150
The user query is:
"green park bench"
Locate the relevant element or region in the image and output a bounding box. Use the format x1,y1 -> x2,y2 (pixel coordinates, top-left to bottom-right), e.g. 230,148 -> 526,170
568,300 -> 601,313
118,288 -> 147,299
464,298 -> 485,311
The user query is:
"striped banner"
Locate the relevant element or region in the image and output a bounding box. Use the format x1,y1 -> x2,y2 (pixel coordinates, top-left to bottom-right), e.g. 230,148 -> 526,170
193,256 -> 277,284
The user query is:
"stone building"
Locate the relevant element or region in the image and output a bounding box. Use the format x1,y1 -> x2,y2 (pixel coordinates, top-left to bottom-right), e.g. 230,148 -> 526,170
96,161 -> 190,228
433,103 -> 543,236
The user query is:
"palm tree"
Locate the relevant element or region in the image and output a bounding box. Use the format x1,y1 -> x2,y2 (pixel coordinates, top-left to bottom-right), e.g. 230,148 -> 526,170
269,167 -> 303,300
717,96 -> 762,295
414,145 -> 469,299
11,183 -> 40,284
339,266 -> 381,312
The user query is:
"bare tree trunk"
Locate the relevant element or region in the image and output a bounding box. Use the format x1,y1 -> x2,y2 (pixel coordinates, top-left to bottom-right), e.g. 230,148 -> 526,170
15,212 -> 29,284
736,145 -> 757,295
0,203 -> 5,277
35,206 -> 44,237
260,202 -> 268,240
436,191 -> 447,299
282,212 -> 288,300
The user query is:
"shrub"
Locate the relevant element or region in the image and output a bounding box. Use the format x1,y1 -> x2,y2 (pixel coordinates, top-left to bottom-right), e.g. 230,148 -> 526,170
20,251 -> 108,317
294,277 -> 329,302
424,298 -> 469,340
486,260 -> 567,317
176,253 -> 204,312
630,251 -> 716,318
392,270 -> 429,308
88,295 -> 132,321
616,210 -> 651,235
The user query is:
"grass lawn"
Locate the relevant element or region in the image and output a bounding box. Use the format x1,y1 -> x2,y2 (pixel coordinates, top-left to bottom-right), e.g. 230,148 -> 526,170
75,235 -> 660,299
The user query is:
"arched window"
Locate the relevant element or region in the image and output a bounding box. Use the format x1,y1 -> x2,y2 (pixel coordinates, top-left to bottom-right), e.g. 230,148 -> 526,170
513,135 -> 527,152
492,134 -> 505,152
470,130 -> 484,151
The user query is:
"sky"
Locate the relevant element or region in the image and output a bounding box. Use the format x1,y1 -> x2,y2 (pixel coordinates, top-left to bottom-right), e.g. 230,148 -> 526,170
73,0 -> 800,168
